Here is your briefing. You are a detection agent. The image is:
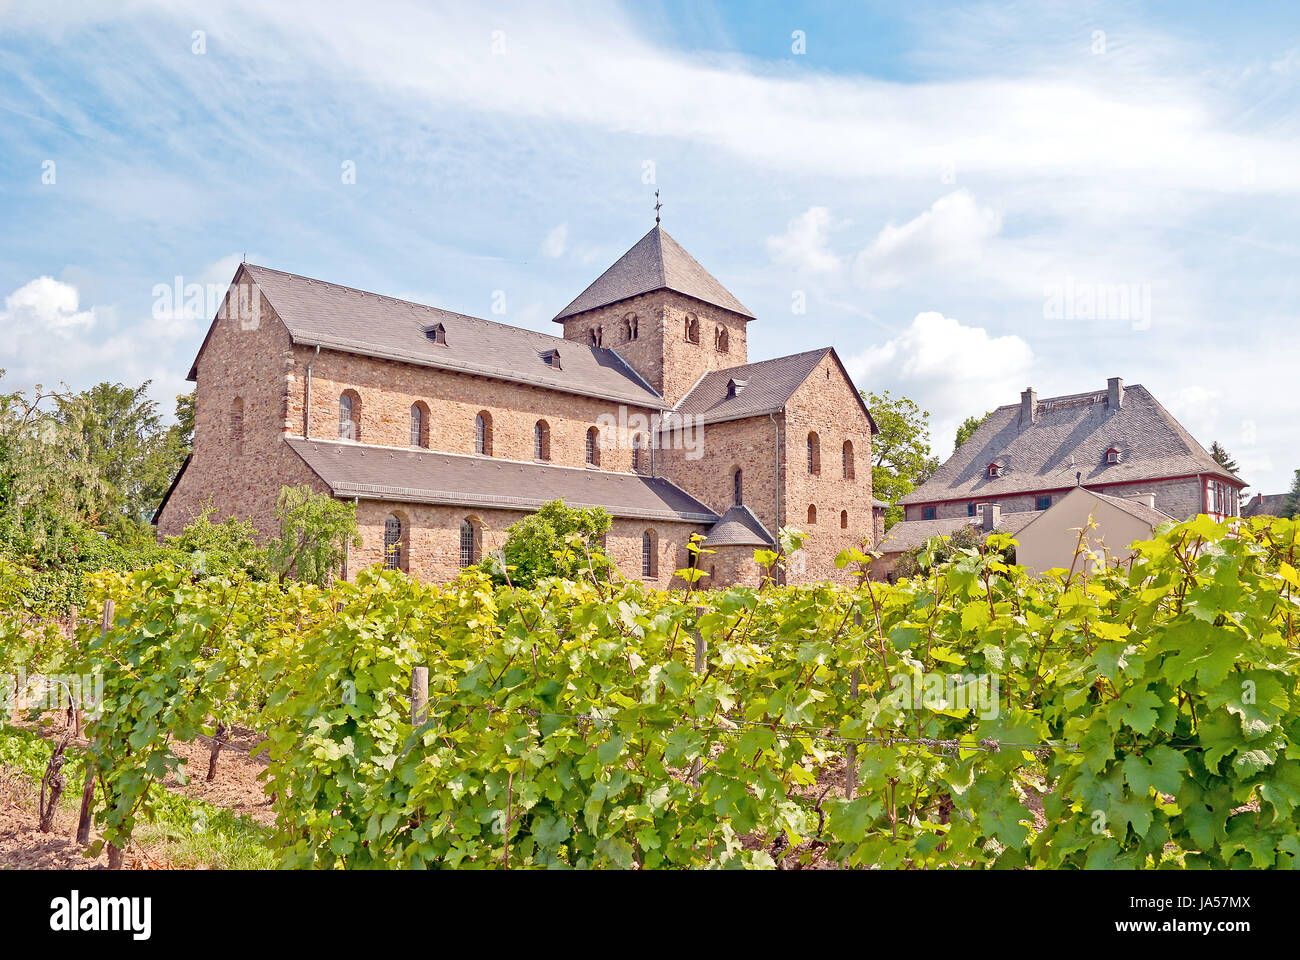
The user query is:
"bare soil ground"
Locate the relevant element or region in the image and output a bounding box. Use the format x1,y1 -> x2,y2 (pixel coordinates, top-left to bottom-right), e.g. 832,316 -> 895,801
1,711 -> 274,868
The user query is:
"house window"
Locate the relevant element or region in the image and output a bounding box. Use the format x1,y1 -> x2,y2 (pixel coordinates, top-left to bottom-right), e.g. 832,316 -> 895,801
988,463 -> 1001,478
410,403 -> 429,448
426,323 -> 447,345
475,412 -> 492,456
807,504 -> 817,524
684,313 -> 699,344
807,432 -> 820,475
459,519 -> 477,567
534,420 -> 551,461
842,440 -> 854,480
542,349 -> 561,370
641,530 -> 657,578
383,514 -> 403,571
339,391 -> 360,441
714,326 -> 729,352
632,435 -> 646,473
733,469 -> 743,506
622,313 -> 638,341
923,506 -> 937,521
1107,448 -> 1120,464
1036,495 -> 1052,511
585,427 -> 600,466
840,510 -> 848,529
968,503 -> 977,517
230,397 -> 244,456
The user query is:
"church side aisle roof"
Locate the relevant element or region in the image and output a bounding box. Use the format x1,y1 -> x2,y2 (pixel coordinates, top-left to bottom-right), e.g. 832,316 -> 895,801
286,438 -> 720,524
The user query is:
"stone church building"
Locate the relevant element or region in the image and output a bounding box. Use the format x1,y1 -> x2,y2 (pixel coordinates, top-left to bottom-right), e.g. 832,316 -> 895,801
155,225 -> 882,587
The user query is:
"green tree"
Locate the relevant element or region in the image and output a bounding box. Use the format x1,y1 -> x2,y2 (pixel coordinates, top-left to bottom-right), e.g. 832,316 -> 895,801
954,411 -> 991,453
267,485 -> 361,587
1284,468 -> 1300,519
485,498 -> 613,588
862,390 -> 939,529
1210,441 -> 1239,475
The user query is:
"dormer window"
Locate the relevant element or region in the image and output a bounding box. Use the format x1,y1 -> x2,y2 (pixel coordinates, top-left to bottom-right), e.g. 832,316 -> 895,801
988,462 -> 1003,479
726,378 -> 748,398
1106,447 -> 1121,464
541,348 -> 561,370
425,323 -> 447,345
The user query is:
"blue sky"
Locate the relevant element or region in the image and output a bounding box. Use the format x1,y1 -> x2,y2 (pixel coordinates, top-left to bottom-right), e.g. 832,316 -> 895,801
1,0 -> 1296,494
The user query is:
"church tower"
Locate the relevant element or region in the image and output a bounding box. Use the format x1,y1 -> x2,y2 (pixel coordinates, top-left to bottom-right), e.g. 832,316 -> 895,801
552,225 -> 754,406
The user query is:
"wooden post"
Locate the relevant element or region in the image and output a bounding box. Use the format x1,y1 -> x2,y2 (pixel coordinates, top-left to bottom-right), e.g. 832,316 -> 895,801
690,608 -> 705,787
76,598 -> 112,847
845,611 -> 862,800
411,666 -> 429,727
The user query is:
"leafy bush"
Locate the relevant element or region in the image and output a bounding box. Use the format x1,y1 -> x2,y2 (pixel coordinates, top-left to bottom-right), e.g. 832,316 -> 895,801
481,499 -> 613,588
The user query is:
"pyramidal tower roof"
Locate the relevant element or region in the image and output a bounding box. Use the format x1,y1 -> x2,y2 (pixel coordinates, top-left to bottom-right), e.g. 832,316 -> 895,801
552,225 -> 754,322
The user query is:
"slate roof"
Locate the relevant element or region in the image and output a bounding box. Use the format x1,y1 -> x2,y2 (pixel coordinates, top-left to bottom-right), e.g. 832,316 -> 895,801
703,505 -> 775,547
553,226 -> 754,322
1242,493 -> 1289,518
900,383 -> 1241,505
877,511 -> 1038,555
285,438 -> 719,524
191,264 -> 663,408
661,348 -> 878,432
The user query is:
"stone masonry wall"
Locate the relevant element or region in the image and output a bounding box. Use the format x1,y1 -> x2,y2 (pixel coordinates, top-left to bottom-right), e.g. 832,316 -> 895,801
350,499 -> 707,588
559,290 -> 750,406
157,274 -> 326,538
657,414 -> 781,540
782,352 -> 876,585
290,345 -> 658,474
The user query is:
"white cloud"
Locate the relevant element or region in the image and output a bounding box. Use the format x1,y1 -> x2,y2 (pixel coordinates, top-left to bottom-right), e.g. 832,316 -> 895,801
848,311 -> 1034,455
854,190 -> 1002,290
766,207 -> 841,274
540,222 -> 568,259
3,276 -> 97,335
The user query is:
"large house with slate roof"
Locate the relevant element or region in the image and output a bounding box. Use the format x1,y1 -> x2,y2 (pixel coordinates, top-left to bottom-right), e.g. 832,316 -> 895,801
155,225 -> 883,587
870,377 -> 1246,579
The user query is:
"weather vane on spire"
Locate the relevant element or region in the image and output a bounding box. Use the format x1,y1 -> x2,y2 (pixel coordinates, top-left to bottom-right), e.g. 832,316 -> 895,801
654,189 -> 662,225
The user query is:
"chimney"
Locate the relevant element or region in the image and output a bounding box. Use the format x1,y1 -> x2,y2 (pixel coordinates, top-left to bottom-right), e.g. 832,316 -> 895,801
1108,377 -> 1124,410
1125,493 -> 1156,510
981,503 -> 1000,532
1020,388 -> 1037,426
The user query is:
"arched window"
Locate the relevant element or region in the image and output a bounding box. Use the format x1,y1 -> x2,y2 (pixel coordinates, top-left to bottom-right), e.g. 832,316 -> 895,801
807,504 -> 818,524
733,468 -> 743,506
588,325 -> 603,348
840,510 -> 848,529
842,440 -> 854,480
632,434 -> 645,473
586,427 -> 600,466
475,412 -> 492,456
641,529 -> 658,578
383,514 -> 403,571
588,328 -> 597,347
621,313 -> 639,341
714,326 -> 729,353
684,313 -> 699,344
534,420 -> 551,461
229,396 -> 244,456
807,432 -> 820,475
410,402 -> 430,448
339,390 -> 360,441
459,518 -> 478,567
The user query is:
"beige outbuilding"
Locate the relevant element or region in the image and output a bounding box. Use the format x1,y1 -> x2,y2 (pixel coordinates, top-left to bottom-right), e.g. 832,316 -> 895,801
1013,486 -> 1174,575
